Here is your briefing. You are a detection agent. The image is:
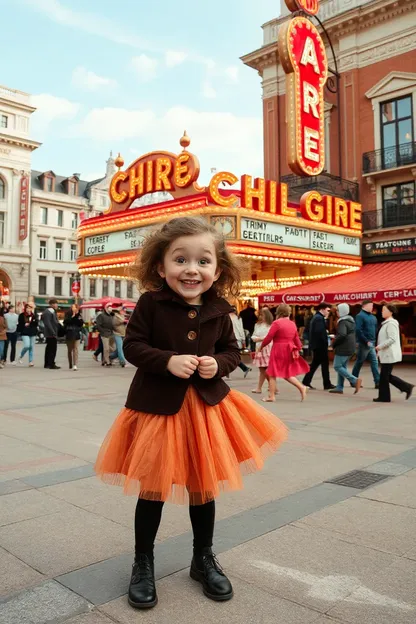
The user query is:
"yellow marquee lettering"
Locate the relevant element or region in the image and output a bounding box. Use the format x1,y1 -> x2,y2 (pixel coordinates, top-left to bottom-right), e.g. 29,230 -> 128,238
303,82 -> 320,118
304,127 -> 320,162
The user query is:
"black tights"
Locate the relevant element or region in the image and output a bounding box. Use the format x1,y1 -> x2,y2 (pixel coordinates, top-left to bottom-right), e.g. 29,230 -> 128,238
135,498 -> 215,557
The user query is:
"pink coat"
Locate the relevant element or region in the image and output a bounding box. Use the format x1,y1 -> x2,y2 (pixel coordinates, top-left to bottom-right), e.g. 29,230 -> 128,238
262,317 -> 309,379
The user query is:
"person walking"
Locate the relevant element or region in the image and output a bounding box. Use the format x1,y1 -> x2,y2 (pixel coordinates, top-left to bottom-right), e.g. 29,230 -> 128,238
110,306 -> 127,367
239,300 -> 257,350
63,304 -> 84,371
42,298 -> 61,370
302,302 -> 335,390
0,308 -> 6,369
3,304 -> 19,365
229,307 -> 252,378
329,304 -> 362,395
374,304 -> 414,403
352,299 -> 380,388
261,303 -> 309,402
17,304 -> 38,367
251,307 -> 275,395
95,303 -> 115,366
95,216 -> 288,610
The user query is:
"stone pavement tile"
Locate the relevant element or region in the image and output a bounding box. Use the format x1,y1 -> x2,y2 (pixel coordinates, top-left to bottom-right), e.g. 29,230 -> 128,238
219,523 -> 398,613
0,480 -> 32,496
364,461 -> 412,476
297,497 -> 416,556
0,489 -> 75,527
309,406 -> 416,439
22,464 -> 95,488
0,581 -> 91,624
0,506 -> 134,576
100,570 -> 323,624
40,476 -> 120,507
0,457 -> 89,484
0,434 -> 66,466
357,469 -> 416,508
327,558 -> 416,624
63,612 -> 115,624
0,547 -> 44,598
388,448 -> 416,468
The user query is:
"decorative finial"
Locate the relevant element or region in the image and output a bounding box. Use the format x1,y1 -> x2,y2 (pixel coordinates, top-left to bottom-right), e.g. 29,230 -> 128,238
115,153 -> 124,169
180,130 -> 191,150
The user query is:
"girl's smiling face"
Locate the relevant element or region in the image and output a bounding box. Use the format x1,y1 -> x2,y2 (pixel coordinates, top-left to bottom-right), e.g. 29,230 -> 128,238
158,233 -> 221,304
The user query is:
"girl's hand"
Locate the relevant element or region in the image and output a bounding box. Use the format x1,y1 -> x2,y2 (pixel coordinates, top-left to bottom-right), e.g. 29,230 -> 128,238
167,354 -> 199,379
198,356 -> 218,379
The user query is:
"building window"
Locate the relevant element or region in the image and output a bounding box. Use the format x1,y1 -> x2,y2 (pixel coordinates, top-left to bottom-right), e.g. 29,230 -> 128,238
55,241 -> 63,261
71,212 -> 78,229
127,281 -> 133,299
1,115 -> 7,128
68,181 -> 77,196
54,276 -> 62,296
0,177 -> 5,199
382,181 -> 415,227
0,212 -> 4,245
57,210 -> 63,227
39,240 -> 47,259
102,279 -> 109,297
100,195 -> 108,207
70,244 -> 77,261
89,279 -> 96,298
46,176 -> 54,192
380,95 -> 414,169
40,207 -> 48,225
114,280 -> 121,297
38,275 -> 47,295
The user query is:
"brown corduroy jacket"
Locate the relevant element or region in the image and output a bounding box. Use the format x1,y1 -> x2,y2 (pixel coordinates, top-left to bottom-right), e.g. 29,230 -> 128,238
123,285 -> 241,415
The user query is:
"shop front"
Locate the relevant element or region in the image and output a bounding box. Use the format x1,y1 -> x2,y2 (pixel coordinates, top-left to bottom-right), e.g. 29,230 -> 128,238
33,296 -> 82,320
77,135 -> 362,301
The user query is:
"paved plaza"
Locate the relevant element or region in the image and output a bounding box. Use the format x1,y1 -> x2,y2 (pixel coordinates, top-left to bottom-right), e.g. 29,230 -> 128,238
0,345 -> 415,624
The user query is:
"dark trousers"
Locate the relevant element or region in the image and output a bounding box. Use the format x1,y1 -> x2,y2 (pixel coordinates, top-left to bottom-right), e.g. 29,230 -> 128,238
44,337 -> 57,368
135,498 -> 215,557
378,363 -> 411,402
303,348 -> 331,388
94,337 -> 103,360
4,332 -> 17,362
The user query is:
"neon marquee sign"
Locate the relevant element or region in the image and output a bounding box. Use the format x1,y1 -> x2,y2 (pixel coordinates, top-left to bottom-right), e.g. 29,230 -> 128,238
285,0 -> 319,16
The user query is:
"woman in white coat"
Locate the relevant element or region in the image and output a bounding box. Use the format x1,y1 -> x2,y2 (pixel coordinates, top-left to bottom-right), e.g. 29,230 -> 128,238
374,304 -> 414,403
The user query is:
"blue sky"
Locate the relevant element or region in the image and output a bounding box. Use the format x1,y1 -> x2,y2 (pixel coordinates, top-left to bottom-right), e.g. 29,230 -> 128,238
2,0 -> 282,182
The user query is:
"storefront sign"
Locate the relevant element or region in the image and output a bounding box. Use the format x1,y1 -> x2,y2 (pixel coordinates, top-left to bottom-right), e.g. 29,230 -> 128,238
84,226 -> 152,256
19,174 -> 29,241
34,297 -> 79,307
285,0 -> 319,15
363,238 -> 416,259
278,16 -> 328,176
240,218 -> 360,256
260,289 -> 416,305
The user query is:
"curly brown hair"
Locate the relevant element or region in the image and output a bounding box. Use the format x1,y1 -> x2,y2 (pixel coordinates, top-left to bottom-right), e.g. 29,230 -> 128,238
129,216 -> 242,297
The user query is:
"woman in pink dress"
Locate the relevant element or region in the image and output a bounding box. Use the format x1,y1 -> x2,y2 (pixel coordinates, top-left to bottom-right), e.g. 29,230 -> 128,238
251,307 -> 276,395
261,304 -> 309,402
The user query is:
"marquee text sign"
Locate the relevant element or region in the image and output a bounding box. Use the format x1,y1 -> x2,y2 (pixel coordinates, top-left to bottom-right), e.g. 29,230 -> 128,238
285,0 -> 319,15
19,175 -> 30,241
279,17 -> 328,176
363,238 -> 416,259
84,219 -> 360,258
241,218 -> 360,256
260,288 -> 416,305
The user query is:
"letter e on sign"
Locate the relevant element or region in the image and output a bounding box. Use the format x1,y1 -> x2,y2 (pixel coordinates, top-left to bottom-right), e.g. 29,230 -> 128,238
278,17 -> 328,176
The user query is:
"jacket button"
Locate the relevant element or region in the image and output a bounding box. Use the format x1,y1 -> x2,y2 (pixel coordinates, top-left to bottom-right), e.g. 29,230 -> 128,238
188,309 -> 197,319
187,331 -> 197,341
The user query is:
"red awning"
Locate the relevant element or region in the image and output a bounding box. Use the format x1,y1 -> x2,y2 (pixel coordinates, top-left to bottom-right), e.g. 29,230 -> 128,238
259,260 -> 416,306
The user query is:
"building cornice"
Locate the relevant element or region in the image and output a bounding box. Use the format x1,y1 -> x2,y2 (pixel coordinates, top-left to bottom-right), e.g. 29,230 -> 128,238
240,42 -> 278,74
31,191 -> 88,209
0,133 -> 41,152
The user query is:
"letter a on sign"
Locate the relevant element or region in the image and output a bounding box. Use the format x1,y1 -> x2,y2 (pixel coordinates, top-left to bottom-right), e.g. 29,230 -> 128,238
278,17 -> 328,176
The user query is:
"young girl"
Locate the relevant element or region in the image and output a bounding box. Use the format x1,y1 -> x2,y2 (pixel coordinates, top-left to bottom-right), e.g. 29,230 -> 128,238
95,217 -> 288,609
251,307 -> 275,395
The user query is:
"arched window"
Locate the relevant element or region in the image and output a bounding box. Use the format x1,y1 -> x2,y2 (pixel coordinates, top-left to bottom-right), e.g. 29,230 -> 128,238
0,176 -> 5,200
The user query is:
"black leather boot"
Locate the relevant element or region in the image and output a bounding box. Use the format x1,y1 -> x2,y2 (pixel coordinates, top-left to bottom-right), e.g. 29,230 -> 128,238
128,554 -> 158,609
190,547 -> 233,601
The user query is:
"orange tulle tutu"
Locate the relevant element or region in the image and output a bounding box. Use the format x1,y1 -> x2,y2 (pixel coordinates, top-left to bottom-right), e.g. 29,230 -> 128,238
95,387 -> 288,505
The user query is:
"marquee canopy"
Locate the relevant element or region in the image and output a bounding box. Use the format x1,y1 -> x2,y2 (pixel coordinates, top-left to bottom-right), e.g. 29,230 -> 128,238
259,260 -> 416,306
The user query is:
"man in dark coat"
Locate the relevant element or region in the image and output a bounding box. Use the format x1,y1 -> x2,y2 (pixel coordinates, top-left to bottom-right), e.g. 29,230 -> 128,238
329,303 -> 362,394
239,300 -> 257,351
42,298 -> 61,369
302,302 -> 335,390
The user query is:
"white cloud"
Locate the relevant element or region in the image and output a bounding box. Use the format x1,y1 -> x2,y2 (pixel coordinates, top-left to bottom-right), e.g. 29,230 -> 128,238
224,66 -> 239,83
72,66 -> 117,91
70,105 -> 263,180
71,107 -> 156,141
31,93 -> 80,137
165,50 -> 188,68
201,81 -> 217,99
131,55 -> 158,82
